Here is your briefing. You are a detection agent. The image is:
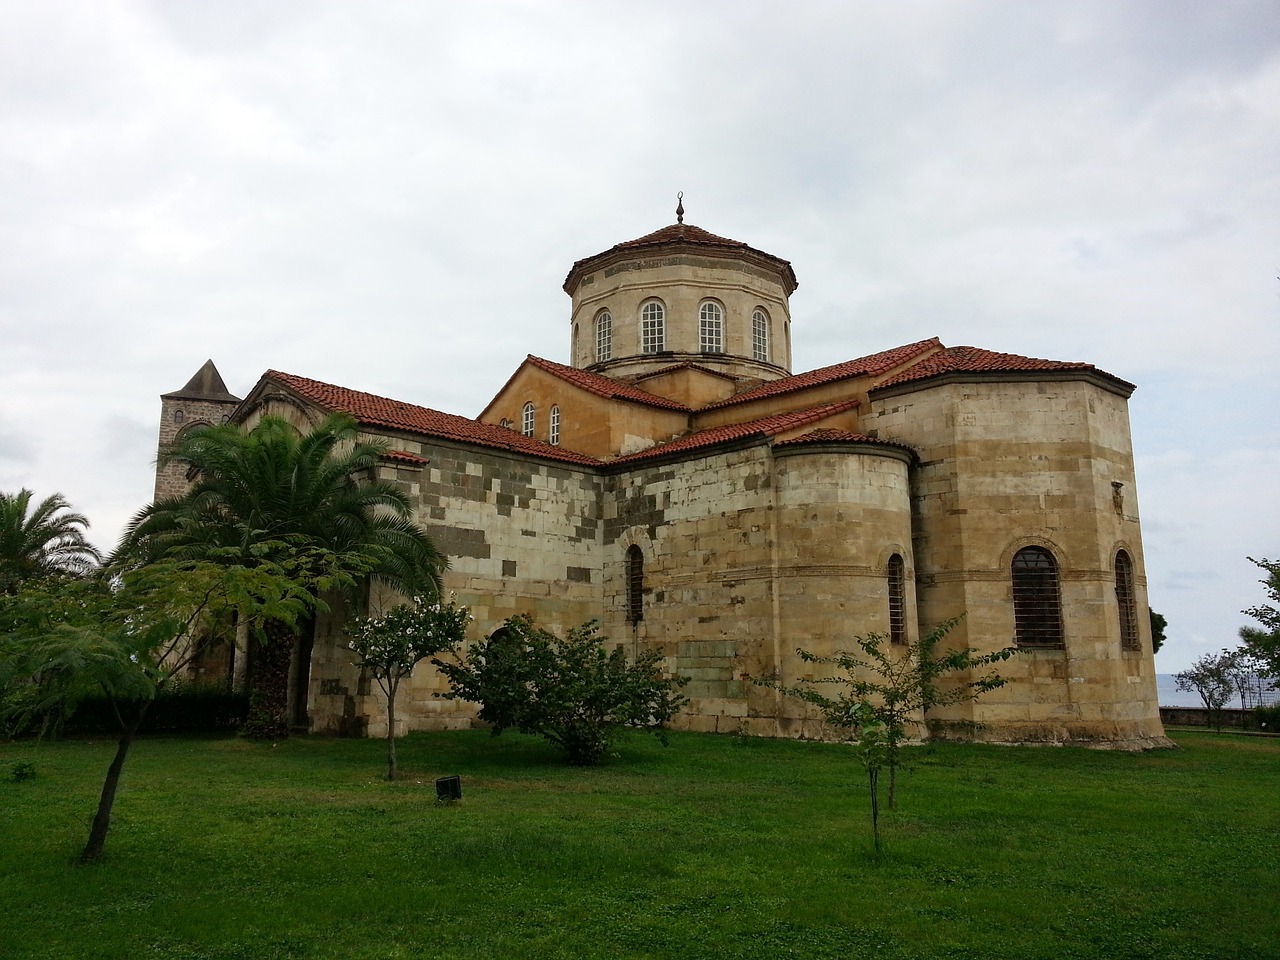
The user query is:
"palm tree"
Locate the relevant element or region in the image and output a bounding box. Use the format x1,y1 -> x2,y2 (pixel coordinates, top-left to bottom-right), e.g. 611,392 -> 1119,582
0,489 -> 102,594
116,413 -> 447,739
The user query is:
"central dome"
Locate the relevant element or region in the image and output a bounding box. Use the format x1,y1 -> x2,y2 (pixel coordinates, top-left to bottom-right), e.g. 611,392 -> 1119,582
563,218 -> 798,387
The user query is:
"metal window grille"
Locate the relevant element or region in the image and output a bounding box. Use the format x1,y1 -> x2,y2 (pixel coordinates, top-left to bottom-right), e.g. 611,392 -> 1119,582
521,402 -> 535,437
1011,546 -> 1064,647
641,302 -> 665,353
887,554 -> 906,644
626,545 -> 644,623
549,405 -> 560,446
699,302 -> 723,353
596,312 -> 612,362
752,309 -> 769,362
1115,550 -> 1139,651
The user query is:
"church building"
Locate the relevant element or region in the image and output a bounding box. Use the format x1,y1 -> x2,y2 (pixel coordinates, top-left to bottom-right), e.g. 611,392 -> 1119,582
155,206 -> 1169,749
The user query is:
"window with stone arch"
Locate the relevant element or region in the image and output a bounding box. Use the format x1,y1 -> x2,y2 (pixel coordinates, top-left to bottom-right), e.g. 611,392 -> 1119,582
626,544 -> 645,623
1011,546 -> 1064,647
1115,549 -> 1139,651
699,300 -> 724,354
571,323 -> 579,366
595,310 -> 612,362
752,308 -> 770,362
887,553 -> 906,645
640,300 -> 665,354
521,402 -> 535,438
549,404 -> 561,446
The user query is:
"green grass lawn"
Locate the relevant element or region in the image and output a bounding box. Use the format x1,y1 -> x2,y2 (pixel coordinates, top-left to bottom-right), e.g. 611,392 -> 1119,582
1,728 -> 1276,960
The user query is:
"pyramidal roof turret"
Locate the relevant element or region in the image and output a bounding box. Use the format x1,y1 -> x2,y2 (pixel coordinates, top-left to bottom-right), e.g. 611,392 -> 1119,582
563,199 -> 798,296
161,359 -> 240,403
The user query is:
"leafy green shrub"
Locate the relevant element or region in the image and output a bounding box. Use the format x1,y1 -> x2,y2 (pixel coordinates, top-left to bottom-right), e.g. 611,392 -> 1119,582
435,616 -> 688,765
1252,705 -> 1280,732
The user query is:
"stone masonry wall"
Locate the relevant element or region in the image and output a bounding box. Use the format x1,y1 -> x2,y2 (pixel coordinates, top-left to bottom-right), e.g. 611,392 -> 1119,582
869,378 -> 1167,747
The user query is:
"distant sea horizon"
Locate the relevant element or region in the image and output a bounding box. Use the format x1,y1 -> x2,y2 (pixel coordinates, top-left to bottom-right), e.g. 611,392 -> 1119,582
1155,673 -> 1278,708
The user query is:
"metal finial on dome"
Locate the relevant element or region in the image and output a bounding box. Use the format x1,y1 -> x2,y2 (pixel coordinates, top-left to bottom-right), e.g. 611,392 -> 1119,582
676,191 -> 684,224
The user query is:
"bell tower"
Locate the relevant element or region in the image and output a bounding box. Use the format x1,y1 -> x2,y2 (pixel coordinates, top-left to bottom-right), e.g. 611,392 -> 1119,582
154,359 -> 241,500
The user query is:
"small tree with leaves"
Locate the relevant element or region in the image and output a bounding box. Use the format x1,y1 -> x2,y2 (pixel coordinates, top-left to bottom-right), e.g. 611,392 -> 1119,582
0,559 -> 322,862
347,598 -> 470,780
1175,650 -> 1236,730
757,617 -> 1015,809
1239,557 -> 1280,681
435,615 -> 688,766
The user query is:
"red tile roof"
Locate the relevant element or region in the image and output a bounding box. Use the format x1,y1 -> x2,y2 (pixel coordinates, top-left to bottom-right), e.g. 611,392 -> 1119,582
633,361 -> 740,384
871,345 -> 1136,393
564,221 -> 798,294
610,399 -> 860,465
704,338 -> 942,410
263,371 -> 601,467
774,427 -> 915,455
381,450 -> 430,466
522,356 -> 691,411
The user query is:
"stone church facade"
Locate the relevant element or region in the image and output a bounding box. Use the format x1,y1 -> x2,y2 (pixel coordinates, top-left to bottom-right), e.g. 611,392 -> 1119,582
156,212 -> 1169,749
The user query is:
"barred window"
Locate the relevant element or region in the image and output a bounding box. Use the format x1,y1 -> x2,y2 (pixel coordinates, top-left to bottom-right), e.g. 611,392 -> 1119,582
549,405 -> 560,446
641,301 -> 665,353
596,311 -> 612,362
626,545 -> 644,623
1012,546 -> 1063,647
1115,550 -> 1139,651
752,309 -> 770,362
521,402 -> 535,438
699,301 -> 724,353
887,553 -> 906,645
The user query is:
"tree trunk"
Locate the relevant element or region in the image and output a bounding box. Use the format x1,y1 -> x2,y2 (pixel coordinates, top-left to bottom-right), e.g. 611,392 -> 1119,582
242,619 -> 296,740
868,767 -> 882,856
81,701 -> 149,863
386,680 -> 398,781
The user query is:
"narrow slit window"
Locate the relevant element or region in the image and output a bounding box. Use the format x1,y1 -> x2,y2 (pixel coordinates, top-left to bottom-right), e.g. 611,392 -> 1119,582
626,545 -> 644,623
596,311 -> 612,362
1115,550 -> 1139,651
641,301 -> 665,353
887,554 -> 906,645
752,309 -> 769,362
699,301 -> 723,353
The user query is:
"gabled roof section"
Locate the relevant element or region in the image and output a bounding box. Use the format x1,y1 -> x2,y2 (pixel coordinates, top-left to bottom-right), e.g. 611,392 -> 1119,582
704,337 -> 942,411
609,399 -> 859,466
481,356 -> 691,417
633,361 -> 741,385
564,221 -> 798,295
871,345 -> 1136,396
162,359 -> 240,403
262,371 -> 601,467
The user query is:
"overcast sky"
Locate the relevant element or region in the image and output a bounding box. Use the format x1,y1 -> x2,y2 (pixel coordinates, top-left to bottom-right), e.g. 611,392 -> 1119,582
1,1 -> 1276,673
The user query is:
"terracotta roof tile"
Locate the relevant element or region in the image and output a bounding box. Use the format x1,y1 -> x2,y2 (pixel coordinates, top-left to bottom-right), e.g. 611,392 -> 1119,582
774,427 -> 915,455
523,356 -> 691,411
564,221 -> 798,294
871,345 -> 1135,393
704,338 -> 942,410
264,371 -> 601,467
381,450 -> 430,466
610,399 -> 859,465
633,361 -> 740,384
